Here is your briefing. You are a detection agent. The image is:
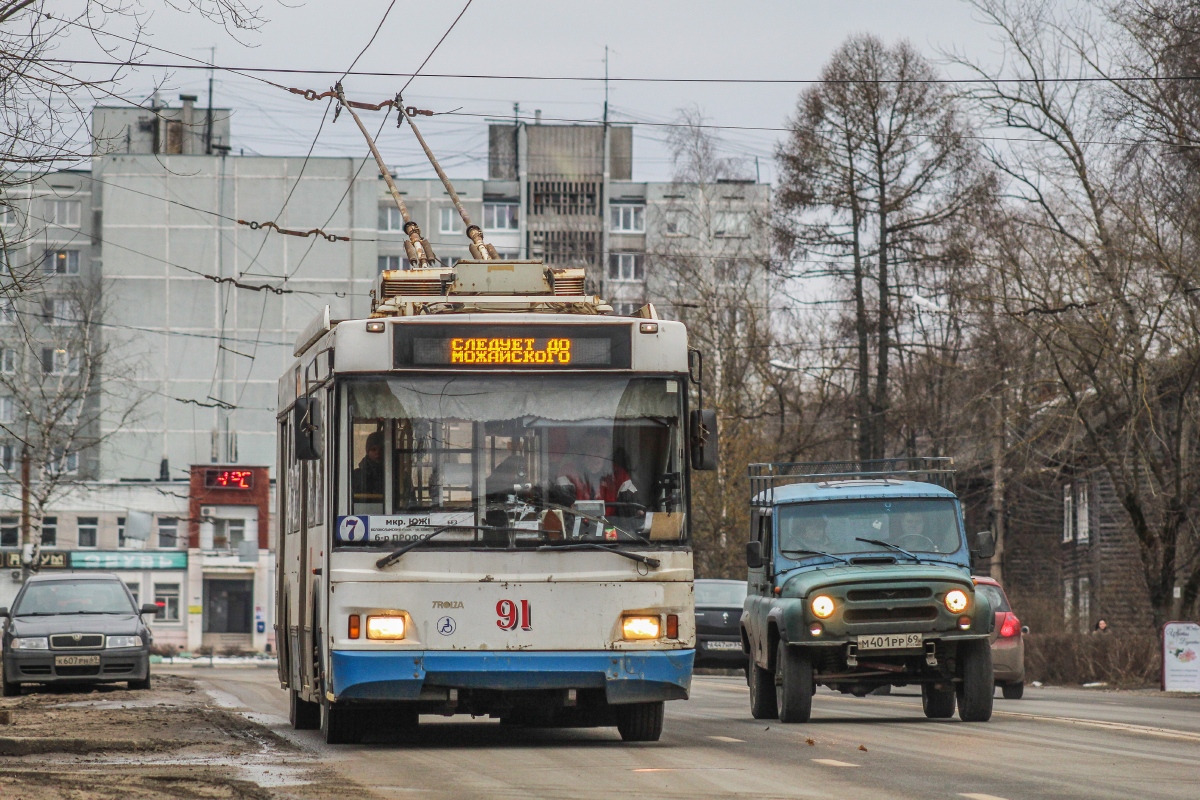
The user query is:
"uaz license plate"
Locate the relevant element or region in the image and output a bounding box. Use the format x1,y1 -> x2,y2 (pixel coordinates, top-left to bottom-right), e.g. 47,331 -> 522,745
54,655 -> 100,667
857,633 -> 922,651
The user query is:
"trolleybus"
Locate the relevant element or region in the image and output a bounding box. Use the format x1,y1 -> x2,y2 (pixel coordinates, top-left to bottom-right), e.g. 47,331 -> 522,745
276,260 -> 716,743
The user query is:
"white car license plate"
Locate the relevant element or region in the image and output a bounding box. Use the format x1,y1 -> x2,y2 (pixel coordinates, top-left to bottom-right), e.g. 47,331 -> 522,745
54,655 -> 100,667
704,641 -> 741,651
857,633 -> 922,651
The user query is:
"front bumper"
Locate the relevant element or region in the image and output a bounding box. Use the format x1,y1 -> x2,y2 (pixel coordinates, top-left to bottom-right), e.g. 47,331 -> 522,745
330,649 -> 694,705
4,648 -> 150,684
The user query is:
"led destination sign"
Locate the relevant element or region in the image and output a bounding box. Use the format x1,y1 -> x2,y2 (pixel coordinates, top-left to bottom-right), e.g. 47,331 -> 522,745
450,337 -> 575,365
394,323 -> 631,369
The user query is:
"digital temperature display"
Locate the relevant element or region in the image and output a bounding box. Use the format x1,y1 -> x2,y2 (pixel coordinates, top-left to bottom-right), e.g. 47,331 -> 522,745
205,469 -> 254,490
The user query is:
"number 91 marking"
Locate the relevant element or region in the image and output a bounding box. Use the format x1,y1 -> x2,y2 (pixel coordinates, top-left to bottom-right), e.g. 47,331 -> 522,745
496,599 -> 532,631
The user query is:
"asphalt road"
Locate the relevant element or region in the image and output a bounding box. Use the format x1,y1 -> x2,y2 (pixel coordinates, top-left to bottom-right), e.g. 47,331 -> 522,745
174,666 -> 1200,800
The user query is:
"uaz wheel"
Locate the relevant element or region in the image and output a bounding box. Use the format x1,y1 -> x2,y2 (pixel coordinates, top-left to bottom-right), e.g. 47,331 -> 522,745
957,639 -> 995,722
748,654 -> 778,720
775,642 -> 813,723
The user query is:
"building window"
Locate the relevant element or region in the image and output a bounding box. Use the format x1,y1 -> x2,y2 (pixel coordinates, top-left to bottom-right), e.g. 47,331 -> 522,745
0,299 -> 15,325
125,582 -> 140,606
378,255 -> 404,273
1077,576 -> 1091,632
611,301 -> 643,317
1076,483 -> 1090,544
0,397 -> 14,424
157,517 -> 179,548
610,204 -> 645,233
46,199 -> 81,228
378,205 -> 402,231
608,253 -> 644,282
715,258 -> 753,284
0,444 -> 12,472
48,448 -> 77,475
0,204 -> 17,227
77,516 -> 97,548
117,516 -> 127,547
41,347 -> 79,375
482,202 -> 518,230
154,583 -> 181,621
0,349 -> 15,374
713,210 -> 750,238
663,210 -> 689,237
1062,484 -> 1074,543
439,207 -> 462,235
40,516 -> 56,547
1062,579 -> 1074,625
0,516 -> 16,547
42,250 -> 80,275
43,298 -> 80,325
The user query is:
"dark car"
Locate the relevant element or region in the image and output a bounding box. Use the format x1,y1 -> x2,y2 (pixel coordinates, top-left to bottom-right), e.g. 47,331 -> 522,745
1,572 -> 157,695
694,579 -> 748,668
974,576 -> 1027,699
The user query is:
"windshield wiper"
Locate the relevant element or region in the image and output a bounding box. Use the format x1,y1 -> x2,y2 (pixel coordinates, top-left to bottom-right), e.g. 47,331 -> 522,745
780,548 -> 851,565
855,537 -> 925,564
376,525 -> 461,569
536,541 -> 661,569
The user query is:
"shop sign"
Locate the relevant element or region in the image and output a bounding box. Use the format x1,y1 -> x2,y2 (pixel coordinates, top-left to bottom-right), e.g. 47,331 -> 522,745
1163,621 -> 1200,692
70,551 -> 188,570
0,551 -> 68,569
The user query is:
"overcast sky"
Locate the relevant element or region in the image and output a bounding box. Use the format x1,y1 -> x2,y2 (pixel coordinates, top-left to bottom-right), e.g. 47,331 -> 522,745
68,1 -> 1006,183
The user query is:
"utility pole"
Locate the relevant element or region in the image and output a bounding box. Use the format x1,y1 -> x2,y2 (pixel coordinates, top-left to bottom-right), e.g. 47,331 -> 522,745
600,45 -> 611,301
19,446 -> 30,578
204,46 -> 215,154
990,385 -> 1007,583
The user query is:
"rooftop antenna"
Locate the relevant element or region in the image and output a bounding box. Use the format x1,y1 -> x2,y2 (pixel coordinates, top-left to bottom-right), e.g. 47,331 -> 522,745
335,84 -> 436,267
398,94 -> 498,260
603,45 -> 609,127
205,46 -> 215,154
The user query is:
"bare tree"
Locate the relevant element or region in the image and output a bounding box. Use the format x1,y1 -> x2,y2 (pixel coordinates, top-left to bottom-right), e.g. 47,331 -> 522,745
775,35 -> 982,461
0,277 -> 142,566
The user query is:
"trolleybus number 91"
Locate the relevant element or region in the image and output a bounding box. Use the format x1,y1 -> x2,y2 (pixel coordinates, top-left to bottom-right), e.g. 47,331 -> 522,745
497,599 -> 532,631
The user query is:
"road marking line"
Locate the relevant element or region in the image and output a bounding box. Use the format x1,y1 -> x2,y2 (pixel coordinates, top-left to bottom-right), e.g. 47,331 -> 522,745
707,735 -> 744,742
811,759 -> 859,767
993,711 -> 1200,743
960,794 -> 1011,800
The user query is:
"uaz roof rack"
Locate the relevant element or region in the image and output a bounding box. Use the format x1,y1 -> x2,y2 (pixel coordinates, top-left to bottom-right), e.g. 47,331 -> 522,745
748,457 -> 955,507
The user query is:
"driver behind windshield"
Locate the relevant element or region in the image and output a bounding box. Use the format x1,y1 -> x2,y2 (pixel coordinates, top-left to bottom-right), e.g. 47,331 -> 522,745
550,427 -> 638,515
893,508 -> 956,553
781,515 -> 837,554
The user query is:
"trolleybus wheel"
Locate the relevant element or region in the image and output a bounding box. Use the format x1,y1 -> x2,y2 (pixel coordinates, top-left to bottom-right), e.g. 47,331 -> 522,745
775,642 -> 813,723
320,696 -> 362,744
290,689 -> 320,730
748,654 -> 778,720
956,639 -> 995,722
922,683 -> 956,718
615,701 -> 664,742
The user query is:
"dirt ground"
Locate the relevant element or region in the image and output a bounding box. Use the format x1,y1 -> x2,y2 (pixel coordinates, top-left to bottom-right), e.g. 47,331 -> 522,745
0,674 -> 370,799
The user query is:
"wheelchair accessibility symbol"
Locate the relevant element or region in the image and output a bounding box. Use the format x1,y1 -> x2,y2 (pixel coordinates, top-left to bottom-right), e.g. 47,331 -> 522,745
437,616 -> 456,636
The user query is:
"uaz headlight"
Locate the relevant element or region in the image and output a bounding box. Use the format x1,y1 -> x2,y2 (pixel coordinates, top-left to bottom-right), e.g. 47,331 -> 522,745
811,595 -> 835,619
944,589 -> 969,613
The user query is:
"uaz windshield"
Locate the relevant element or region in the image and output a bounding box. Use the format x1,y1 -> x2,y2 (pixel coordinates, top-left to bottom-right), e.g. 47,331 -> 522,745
777,498 -> 963,557
15,581 -> 135,615
341,375 -> 686,547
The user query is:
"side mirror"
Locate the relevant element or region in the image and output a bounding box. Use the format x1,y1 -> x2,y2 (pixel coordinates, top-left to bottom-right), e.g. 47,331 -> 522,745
140,604 -> 159,616
689,409 -> 719,471
0,607 -> 8,617
746,540 -> 763,569
971,530 -> 996,560
294,397 -> 322,461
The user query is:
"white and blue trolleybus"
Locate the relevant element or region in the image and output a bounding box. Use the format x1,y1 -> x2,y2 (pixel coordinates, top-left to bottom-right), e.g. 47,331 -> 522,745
276,260 -> 717,743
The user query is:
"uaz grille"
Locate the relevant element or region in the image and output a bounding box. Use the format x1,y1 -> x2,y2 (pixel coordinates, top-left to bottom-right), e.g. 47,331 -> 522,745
846,587 -> 932,602
50,633 -> 104,649
844,606 -> 938,623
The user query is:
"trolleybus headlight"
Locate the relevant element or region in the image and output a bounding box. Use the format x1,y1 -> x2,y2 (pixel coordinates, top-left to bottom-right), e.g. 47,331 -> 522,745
621,615 -> 661,640
944,590 -> 969,614
365,615 -> 407,640
811,595 -> 835,619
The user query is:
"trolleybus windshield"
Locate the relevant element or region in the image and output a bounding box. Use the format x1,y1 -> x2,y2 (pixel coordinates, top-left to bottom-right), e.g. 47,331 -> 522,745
339,375 -> 686,548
